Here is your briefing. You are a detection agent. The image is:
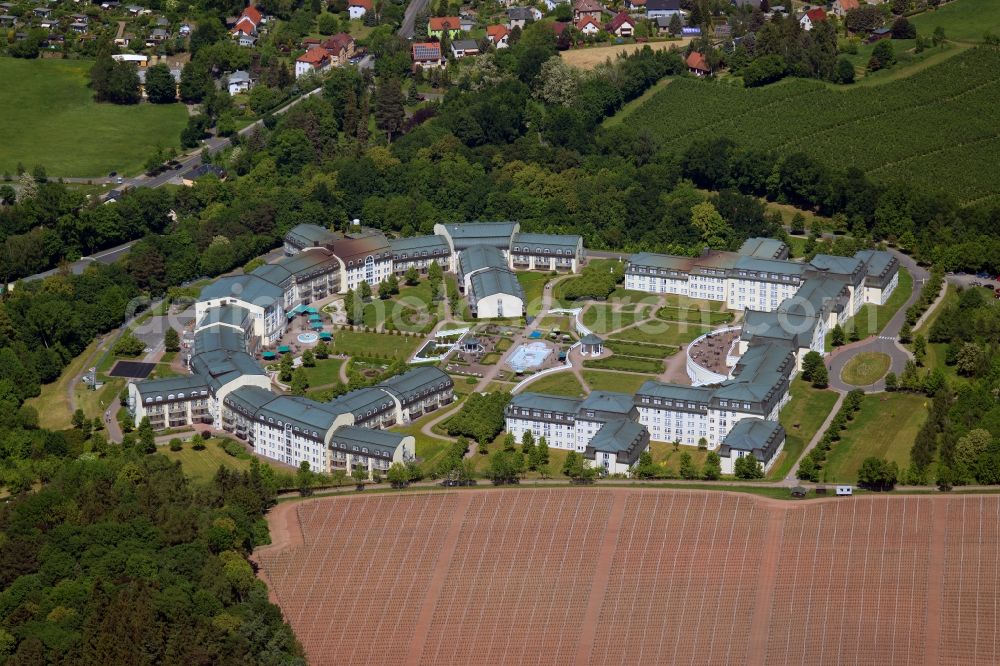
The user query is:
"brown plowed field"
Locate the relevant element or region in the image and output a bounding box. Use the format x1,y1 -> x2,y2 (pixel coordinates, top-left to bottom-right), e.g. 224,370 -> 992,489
254,489 -> 1000,666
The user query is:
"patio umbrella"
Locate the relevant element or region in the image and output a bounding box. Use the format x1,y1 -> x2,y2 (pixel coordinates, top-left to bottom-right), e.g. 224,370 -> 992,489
310,322 -> 323,330
308,314 -> 321,321
278,345 -> 291,354
319,332 -> 332,340
261,351 -> 276,359
305,307 -> 319,314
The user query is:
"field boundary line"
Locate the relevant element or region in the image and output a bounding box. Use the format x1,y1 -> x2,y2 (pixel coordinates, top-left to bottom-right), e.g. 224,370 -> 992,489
923,497 -> 949,665
404,492 -> 472,666
745,507 -> 785,664
574,489 -> 627,665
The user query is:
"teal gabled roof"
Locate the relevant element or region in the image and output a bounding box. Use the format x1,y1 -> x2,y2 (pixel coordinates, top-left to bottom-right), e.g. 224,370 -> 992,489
469,268 -> 524,301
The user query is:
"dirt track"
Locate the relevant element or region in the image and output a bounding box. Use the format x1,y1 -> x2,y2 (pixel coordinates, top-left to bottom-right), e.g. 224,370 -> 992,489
256,488 -> 996,665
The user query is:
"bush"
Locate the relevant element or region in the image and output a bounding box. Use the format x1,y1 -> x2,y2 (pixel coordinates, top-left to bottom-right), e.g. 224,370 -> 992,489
220,439 -> 244,457
743,55 -> 788,88
891,17 -> 916,39
169,438 -> 182,452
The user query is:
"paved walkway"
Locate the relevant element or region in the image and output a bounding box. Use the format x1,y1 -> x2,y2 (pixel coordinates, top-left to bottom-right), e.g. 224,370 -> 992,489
784,392 -> 844,484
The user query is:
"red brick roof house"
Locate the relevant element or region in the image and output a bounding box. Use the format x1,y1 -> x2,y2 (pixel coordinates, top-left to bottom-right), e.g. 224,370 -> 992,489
573,0 -> 603,23
800,7 -> 827,31
486,24 -> 511,48
575,15 -> 601,35
686,50 -> 711,77
832,0 -> 858,17
412,42 -> 444,71
609,11 -> 634,37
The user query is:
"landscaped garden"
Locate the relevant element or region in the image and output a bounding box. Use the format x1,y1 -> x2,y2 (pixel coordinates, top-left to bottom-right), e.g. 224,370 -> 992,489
840,352 -> 892,386
771,378 -> 840,480
611,322 -> 712,347
331,330 -> 422,360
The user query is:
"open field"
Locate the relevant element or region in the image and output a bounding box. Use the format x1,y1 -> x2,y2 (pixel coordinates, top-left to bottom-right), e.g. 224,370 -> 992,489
840,351 -> 892,386
257,489 -> 1000,666
0,58 -> 188,177
911,0 -> 1000,43
560,39 -> 690,70
772,378 -> 839,480
824,393 -> 928,483
301,358 -> 344,387
620,47 -> 1000,204
583,355 -> 664,374
581,304 -> 643,334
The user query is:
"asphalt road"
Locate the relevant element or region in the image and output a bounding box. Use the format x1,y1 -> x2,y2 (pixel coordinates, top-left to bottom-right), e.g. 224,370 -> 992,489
398,0 -> 430,39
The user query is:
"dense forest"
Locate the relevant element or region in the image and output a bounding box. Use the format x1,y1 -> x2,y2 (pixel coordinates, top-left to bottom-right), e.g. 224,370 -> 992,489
0,434 -> 303,664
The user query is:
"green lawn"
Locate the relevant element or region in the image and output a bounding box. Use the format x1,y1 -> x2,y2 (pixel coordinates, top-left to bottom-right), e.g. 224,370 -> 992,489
656,305 -> 733,325
823,393 -> 929,483
840,352 -> 891,386
581,304 -> 643,334
603,340 -> 677,359
331,330 -> 422,360
827,268 -> 912,349
0,58 -> 188,177
649,442 -> 710,476
583,355 -> 664,374
302,358 -> 344,387
161,439 -> 292,485
582,370 -> 655,394
911,0 -> 1000,43
521,372 -> 587,397
517,272 -> 551,317
771,379 -> 840,480
611,322 -> 711,346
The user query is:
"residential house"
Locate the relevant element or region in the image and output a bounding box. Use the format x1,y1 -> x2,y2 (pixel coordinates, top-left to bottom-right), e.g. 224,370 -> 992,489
714,23 -> 731,39
231,5 -> 262,45
295,46 -> 331,78
507,7 -> 533,29
322,32 -> 355,64
543,0 -> 568,9
428,16 -> 461,38
486,24 -> 510,48
32,6 -> 51,17
348,0 -> 371,20
686,50 -> 711,76
800,7 -> 826,31
70,20 -> 88,32
609,12 -> 634,37
111,53 -> 147,66
0,15 -> 16,27
459,16 -> 474,31
624,0 -> 645,10
573,0 -> 603,23
646,0 -> 682,19
832,0 -> 859,17
575,15 -> 601,35
227,70 -> 254,95
154,16 -> 168,27
450,38 -> 479,58
412,42 -> 444,70
39,18 -> 57,29
147,27 -> 169,44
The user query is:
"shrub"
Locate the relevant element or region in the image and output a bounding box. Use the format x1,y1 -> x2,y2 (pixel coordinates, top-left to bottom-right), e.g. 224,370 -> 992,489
169,438 -> 182,452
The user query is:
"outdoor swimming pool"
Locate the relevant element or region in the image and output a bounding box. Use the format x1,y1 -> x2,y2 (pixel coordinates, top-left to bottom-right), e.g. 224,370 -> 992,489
528,331 -> 542,339
297,332 -> 319,344
507,342 -> 552,373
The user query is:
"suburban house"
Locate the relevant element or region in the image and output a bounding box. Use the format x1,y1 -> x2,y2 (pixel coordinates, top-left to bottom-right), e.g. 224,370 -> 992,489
576,15 -> 601,35
832,0 -> 859,16
231,5 -> 262,45
295,47 -> 331,78
624,0 -> 646,11
486,24 -> 510,48
348,0 -> 371,20
609,12 -> 634,37
460,16 -> 475,31
800,7 -> 827,31
507,6 -> 534,29
412,42 -> 445,70
227,70 -> 254,95
32,6 -> 51,17
323,32 -> 356,64
450,39 -> 480,58
428,16 -> 462,38
686,50 -> 711,77
573,0 -> 603,23
646,0 -> 683,19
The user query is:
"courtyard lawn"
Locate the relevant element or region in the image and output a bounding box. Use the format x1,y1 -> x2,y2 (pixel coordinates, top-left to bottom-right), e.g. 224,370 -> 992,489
27,339 -> 103,429
583,355 -> 664,374
840,352 -> 892,386
521,371 -> 587,397
823,393 -> 929,483
331,330 -> 422,360
656,305 -> 734,326
648,443 -> 710,477
603,340 -> 678,359
517,271 -> 551,317
582,370 -> 654,394
611,321 -> 711,347
161,439 -> 293,485
0,58 -> 188,177
581,303 -> 643,334
302,358 -> 344,387
770,379 -> 840,480
827,268 -> 913,349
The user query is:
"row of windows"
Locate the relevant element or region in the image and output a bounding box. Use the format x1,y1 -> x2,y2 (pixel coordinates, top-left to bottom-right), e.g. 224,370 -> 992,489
512,247 -> 574,255
395,249 -> 446,259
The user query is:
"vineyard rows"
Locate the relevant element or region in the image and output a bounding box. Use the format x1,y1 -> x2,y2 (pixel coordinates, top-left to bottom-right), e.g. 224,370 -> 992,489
628,47 -> 1000,204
